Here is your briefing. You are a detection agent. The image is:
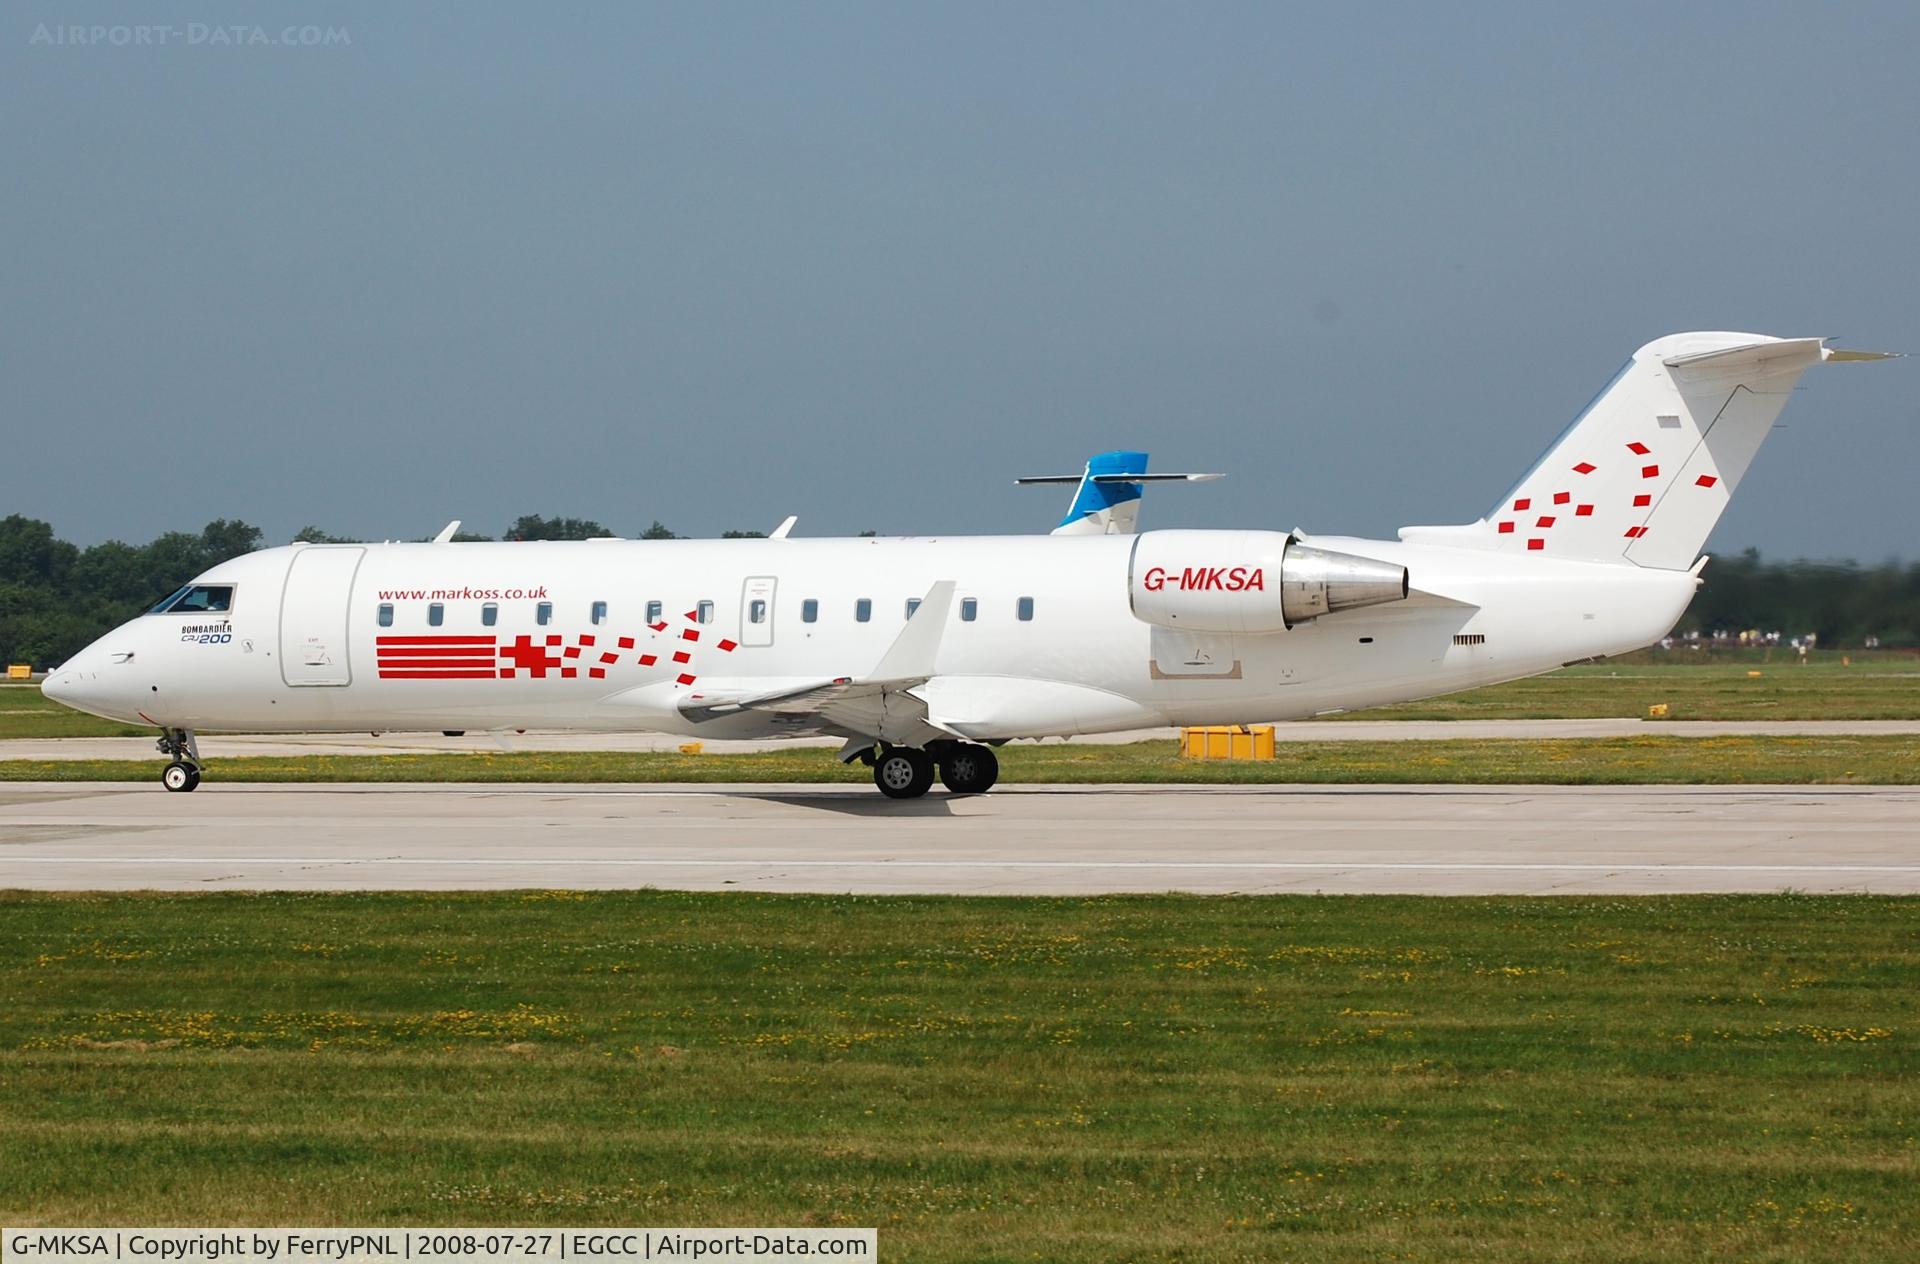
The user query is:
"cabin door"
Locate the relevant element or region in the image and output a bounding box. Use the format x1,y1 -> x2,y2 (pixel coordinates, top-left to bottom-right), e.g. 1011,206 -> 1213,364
279,547 -> 365,686
740,576 -> 777,648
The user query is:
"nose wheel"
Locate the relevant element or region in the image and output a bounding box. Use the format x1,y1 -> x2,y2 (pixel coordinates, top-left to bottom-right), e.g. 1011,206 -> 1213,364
156,728 -> 202,792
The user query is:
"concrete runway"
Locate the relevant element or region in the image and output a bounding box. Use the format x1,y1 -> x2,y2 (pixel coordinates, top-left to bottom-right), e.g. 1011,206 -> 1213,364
2,781 -> 1916,895
9,718 -> 1920,761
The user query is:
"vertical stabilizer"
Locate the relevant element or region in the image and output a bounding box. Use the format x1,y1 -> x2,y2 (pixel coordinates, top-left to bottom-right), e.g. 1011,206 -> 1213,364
1050,450 -> 1151,535
1399,333 -> 1886,570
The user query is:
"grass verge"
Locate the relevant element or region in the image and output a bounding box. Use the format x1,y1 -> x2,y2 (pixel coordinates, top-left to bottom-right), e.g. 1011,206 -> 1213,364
1345,658 -> 1920,721
0,891 -> 1914,1261
3,735 -> 1919,784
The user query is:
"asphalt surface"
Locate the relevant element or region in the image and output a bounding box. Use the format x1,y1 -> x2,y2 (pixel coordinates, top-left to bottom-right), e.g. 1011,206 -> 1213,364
9,718 -> 1920,760
2,781 -> 1915,895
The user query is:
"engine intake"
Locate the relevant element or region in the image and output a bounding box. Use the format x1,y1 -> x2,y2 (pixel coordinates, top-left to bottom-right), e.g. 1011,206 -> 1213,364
1128,529 -> 1408,634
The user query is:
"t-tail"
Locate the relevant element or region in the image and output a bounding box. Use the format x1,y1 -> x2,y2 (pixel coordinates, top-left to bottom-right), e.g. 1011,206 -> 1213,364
1018,450 -> 1223,536
1400,332 -> 1896,569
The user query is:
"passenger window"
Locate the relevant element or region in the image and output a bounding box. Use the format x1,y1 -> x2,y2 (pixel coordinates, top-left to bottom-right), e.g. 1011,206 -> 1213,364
536,602 -> 553,626
1017,596 -> 1035,621
855,598 -> 872,623
905,598 -> 922,619
591,600 -> 608,625
646,600 -> 662,623
377,603 -> 394,628
801,599 -> 818,623
481,603 -> 498,627
151,584 -> 234,614
428,603 -> 445,627
749,599 -> 767,624
697,600 -> 714,624
960,597 -> 978,622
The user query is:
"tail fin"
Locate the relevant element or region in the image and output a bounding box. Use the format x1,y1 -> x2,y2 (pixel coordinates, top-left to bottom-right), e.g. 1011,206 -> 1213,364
1018,450 -> 1224,536
1401,333 -> 1894,569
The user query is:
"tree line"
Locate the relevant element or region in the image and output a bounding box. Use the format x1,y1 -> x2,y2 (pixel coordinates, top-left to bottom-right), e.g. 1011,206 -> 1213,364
1,514 -> 1913,668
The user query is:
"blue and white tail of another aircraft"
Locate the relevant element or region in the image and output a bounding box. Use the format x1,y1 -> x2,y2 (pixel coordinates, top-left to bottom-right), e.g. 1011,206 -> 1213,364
1019,450 -> 1223,535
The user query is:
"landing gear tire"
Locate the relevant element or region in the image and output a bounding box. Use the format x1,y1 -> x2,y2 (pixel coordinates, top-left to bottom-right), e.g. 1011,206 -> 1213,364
937,742 -> 1000,795
156,728 -> 201,791
873,746 -> 935,799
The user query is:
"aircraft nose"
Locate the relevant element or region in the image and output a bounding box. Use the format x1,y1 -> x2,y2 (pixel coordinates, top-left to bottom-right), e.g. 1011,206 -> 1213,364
41,656 -> 101,710
41,641 -> 143,722
40,668 -> 73,706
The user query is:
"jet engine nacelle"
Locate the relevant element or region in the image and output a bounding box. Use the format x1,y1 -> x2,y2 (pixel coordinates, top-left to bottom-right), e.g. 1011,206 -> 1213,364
1127,529 -> 1409,634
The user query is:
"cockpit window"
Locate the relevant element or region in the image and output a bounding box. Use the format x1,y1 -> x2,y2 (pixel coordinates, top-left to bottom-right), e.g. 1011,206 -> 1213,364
149,584 -> 235,614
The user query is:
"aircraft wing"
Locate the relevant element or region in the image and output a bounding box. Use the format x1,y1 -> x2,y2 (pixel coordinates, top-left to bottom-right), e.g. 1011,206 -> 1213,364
675,581 -> 959,746
677,676 -> 856,718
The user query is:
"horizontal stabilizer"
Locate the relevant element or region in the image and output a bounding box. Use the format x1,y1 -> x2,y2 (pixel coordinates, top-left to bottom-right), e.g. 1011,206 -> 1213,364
1017,472 -> 1224,484
1092,472 -> 1223,483
1662,337 -> 1823,370
1024,449 -> 1225,536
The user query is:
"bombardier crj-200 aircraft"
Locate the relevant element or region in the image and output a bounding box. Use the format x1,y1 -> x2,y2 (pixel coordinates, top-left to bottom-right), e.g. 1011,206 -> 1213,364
45,332 -> 1891,798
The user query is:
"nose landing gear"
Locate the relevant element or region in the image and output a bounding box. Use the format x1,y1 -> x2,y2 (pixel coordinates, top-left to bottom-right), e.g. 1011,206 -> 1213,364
864,741 -> 1000,799
156,728 -> 201,792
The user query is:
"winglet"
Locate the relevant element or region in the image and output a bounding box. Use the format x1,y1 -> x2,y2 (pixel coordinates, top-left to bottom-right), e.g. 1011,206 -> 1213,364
770,515 -> 798,539
432,520 -> 461,543
869,580 -> 955,681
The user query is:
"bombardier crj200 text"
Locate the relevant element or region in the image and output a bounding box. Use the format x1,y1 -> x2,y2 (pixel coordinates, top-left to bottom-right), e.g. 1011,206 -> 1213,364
45,332 -> 1892,798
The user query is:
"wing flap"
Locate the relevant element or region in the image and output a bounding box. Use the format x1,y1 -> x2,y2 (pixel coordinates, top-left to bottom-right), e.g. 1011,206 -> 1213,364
674,580 -> 959,745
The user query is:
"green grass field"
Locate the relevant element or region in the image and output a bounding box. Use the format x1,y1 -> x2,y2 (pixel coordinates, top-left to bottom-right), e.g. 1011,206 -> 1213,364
4,734 -> 1918,785
1348,655 -> 1920,720
0,686 -> 148,738
2,892 -> 1913,1261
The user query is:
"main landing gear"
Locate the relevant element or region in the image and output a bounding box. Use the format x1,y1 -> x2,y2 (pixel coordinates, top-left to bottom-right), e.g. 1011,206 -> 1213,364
157,728 -> 201,792
865,741 -> 999,799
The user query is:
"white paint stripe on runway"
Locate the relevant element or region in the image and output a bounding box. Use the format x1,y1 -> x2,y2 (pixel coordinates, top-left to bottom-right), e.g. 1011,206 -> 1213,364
8,856 -> 1920,872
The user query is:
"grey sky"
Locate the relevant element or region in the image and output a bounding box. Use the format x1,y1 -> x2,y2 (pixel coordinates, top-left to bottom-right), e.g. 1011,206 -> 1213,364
5,2 -> 1915,557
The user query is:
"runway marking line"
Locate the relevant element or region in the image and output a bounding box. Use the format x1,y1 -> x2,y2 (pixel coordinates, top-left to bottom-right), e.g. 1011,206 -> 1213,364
6,857 -> 1919,872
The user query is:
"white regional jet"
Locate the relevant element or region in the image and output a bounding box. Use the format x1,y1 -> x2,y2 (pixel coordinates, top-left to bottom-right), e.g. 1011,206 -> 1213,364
44,332 -> 1890,798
